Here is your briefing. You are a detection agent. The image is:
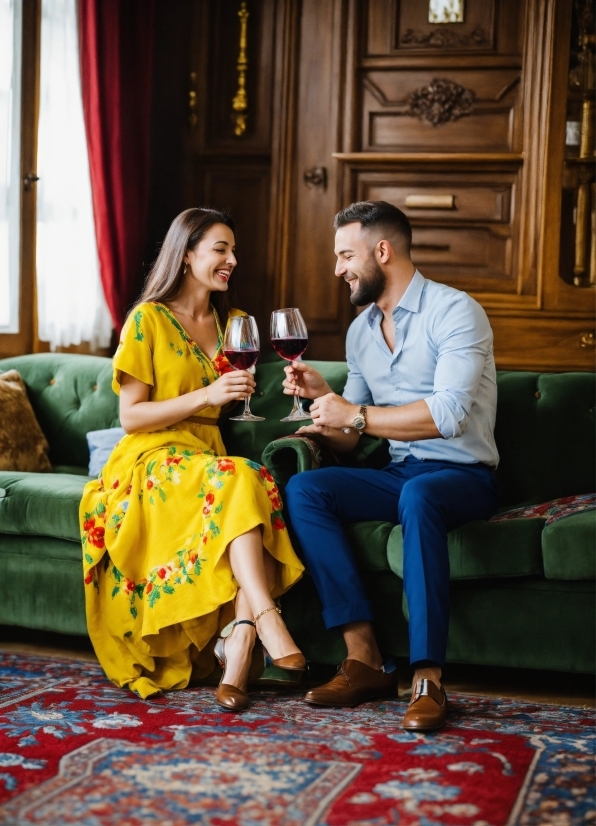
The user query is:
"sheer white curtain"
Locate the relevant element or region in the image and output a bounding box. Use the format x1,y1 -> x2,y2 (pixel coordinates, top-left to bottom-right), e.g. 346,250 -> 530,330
0,0 -> 22,332
36,0 -> 112,350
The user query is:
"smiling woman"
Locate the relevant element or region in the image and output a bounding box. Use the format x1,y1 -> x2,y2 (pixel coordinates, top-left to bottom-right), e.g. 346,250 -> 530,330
80,206 -> 305,706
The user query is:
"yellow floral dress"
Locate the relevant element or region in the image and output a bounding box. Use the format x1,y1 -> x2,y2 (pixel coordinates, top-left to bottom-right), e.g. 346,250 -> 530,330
80,301 -> 304,699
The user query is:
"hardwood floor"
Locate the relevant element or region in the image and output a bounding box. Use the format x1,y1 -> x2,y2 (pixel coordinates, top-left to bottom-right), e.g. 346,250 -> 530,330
2,626 -> 594,708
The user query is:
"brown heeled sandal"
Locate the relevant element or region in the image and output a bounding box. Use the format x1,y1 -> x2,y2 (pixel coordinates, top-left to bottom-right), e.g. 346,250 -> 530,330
255,605 -> 306,675
213,619 -> 257,712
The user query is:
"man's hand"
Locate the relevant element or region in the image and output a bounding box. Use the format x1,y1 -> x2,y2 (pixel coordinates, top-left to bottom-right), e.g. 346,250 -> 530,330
310,393 -> 357,430
283,361 -> 331,400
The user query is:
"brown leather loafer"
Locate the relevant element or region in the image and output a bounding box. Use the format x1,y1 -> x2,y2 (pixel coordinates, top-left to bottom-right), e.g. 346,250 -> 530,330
403,678 -> 447,731
304,659 -> 398,708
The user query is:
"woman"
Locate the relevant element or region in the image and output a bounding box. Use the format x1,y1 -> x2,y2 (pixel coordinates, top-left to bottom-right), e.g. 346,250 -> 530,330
80,207 -> 305,709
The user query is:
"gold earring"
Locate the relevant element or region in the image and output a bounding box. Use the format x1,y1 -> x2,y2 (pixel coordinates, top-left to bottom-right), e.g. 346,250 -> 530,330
183,262 -> 188,276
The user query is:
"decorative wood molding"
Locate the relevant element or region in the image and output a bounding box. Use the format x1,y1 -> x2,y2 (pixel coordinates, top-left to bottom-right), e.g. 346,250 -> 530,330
232,1 -> 250,136
400,25 -> 490,49
332,152 -> 524,163
268,0 -> 301,310
406,78 -> 476,126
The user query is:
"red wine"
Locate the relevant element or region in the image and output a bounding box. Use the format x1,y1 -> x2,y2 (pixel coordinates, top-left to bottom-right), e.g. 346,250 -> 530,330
223,349 -> 259,371
272,337 -> 308,361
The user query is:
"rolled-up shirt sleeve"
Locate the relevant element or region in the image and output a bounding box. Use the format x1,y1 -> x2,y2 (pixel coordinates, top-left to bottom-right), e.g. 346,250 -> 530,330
424,297 -> 492,440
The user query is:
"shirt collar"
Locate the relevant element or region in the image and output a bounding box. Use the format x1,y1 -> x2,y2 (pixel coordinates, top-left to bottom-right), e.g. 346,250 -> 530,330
367,270 -> 425,327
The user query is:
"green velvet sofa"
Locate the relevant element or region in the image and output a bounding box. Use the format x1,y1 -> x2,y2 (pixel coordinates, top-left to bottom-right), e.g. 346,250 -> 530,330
0,353 -> 594,674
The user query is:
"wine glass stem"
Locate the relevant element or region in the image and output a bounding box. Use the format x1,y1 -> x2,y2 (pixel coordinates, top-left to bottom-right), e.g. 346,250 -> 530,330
243,395 -> 252,416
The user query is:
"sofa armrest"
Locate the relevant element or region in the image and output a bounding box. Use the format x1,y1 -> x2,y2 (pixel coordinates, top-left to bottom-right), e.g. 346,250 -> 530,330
261,433 -> 391,493
261,436 -> 332,493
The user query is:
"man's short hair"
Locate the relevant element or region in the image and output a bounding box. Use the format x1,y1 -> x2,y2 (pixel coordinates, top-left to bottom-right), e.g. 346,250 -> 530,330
334,200 -> 412,253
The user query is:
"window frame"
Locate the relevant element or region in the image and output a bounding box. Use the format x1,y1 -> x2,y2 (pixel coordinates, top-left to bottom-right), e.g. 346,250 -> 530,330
0,0 -> 41,357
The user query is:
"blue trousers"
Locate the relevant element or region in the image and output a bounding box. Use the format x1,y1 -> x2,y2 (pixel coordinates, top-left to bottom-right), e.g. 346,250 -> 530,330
285,456 -> 499,666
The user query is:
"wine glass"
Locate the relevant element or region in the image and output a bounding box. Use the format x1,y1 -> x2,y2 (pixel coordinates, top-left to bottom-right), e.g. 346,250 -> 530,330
271,308 -> 312,422
223,315 -> 265,422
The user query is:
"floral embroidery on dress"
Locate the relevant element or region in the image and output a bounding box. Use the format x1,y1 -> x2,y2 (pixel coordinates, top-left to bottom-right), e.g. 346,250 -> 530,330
133,311 -> 144,342
82,503 -> 107,554
108,537 -> 206,618
108,500 -> 129,534
143,446 -> 202,505
245,460 -> 286,531
153,303 -> 223,386
196,458 -> 237,545
212,353 -> 234,376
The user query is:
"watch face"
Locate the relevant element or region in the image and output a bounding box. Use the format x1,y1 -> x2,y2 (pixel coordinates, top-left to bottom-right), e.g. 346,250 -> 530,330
353,414 -> 366,431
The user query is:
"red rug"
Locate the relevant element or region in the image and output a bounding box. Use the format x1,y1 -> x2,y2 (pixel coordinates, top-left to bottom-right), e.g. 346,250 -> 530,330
0,652 -> 593,825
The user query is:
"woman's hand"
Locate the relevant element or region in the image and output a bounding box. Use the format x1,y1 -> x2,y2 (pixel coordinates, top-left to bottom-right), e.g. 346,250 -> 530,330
283,362 -> 331,400
200,370 -> 255,409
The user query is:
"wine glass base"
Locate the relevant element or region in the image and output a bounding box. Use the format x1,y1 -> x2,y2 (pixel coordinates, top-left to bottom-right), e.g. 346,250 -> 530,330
280,410 -> 312,422
229,413 -> 266,422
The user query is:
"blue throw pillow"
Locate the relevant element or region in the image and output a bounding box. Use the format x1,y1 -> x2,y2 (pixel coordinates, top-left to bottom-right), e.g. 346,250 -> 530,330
86,428 -> 125,477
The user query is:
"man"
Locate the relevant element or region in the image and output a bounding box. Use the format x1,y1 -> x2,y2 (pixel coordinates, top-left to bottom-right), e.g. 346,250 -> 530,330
284,200 -> 499,731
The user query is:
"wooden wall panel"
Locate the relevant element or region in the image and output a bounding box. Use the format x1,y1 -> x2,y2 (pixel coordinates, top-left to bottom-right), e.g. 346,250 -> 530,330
358,166 -> 519,291
281,0 -> 353,359
182,0 -> 594,372
202,164 -> 271,331
363,69 -> 521,152
365,0 -> 523,57
205,0 -> 274,154
491,315 -> 596,372
183,0 -> 276,342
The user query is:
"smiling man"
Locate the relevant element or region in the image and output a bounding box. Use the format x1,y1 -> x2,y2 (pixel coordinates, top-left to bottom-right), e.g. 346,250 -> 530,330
283,200 -> 500,731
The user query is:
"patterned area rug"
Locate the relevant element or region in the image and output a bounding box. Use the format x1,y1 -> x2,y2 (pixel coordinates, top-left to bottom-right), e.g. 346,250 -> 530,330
0,653 -> 593,825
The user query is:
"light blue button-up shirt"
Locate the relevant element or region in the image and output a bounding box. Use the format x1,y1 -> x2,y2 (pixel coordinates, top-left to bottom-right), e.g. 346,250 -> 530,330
342,270 -> 499,467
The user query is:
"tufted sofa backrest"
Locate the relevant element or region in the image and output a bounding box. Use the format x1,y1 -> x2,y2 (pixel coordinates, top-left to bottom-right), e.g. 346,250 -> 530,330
0,354 -> 118,468
1,354 -> 594,506
494,371 -> 595,506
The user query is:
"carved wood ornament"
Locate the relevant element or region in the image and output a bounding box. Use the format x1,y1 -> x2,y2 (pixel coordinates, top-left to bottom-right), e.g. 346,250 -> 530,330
401,25 -> 489,48
406,78 -> 476,126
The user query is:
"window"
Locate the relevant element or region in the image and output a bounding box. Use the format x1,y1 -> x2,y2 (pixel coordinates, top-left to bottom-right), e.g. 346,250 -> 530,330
0,0 -> 22,333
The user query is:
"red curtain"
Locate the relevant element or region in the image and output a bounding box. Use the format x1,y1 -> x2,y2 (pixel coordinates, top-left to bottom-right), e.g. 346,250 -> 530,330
78,0 -> 155,332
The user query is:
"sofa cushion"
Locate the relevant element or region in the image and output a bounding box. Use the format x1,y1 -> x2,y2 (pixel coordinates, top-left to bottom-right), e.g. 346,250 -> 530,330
387,518 -> 545,580
489,493 -> 596,525
0,472 -> 90,543
345,521 -> 394,572
542,510 -> 596,580
86,427 -> 126,477
0,354 -> 119,468
0,534 -> 86,634
0,370 -> 52,472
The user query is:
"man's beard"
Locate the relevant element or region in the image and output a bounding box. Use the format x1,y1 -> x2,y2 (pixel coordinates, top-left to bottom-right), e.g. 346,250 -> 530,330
349,257 -> 386,306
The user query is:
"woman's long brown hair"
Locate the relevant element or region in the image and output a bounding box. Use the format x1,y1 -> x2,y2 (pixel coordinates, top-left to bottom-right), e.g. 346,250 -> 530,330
135,207 -> 236,322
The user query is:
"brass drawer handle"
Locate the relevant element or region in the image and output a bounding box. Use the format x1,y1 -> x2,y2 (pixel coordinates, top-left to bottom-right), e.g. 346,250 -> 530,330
405,194 -> 455,209
580,332 -> 595,348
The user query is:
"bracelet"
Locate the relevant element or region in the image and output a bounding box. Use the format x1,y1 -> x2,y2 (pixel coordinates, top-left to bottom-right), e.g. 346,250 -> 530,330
254,604 -> 281,623
203,389 -> 209,407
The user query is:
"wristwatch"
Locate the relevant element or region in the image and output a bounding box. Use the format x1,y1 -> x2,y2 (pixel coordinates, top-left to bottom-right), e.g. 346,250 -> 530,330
343,405 -> 367,434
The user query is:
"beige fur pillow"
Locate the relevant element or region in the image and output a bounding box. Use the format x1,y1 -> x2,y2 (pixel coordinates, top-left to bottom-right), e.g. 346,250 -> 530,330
0,370 -> 52,472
